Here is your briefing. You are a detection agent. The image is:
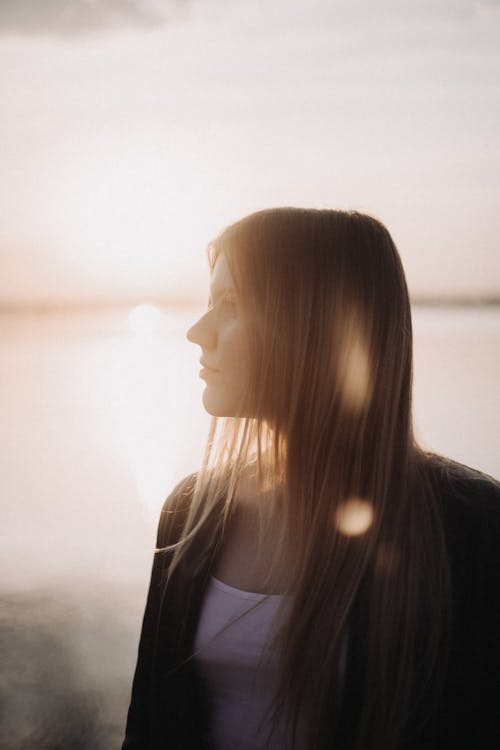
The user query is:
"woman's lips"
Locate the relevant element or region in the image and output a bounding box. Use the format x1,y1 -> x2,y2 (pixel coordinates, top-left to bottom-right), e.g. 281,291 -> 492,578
200,359 -> 219,372
199,359 -> 219,378
199,367 -> 218,379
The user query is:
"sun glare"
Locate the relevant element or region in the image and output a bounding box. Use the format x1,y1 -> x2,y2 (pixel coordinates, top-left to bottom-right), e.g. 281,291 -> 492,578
128,304 -> 163,335
69,311 -> 210,519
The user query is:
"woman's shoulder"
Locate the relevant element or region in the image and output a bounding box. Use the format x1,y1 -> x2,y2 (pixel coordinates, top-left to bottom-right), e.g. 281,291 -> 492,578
425,454 -> 500,510
156,472 -> 199,548
155,471 -> 227,550
424,454 -> 500,554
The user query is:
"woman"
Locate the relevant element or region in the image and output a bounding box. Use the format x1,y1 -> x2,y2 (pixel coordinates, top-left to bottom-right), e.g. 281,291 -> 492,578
122,208 -> 500,749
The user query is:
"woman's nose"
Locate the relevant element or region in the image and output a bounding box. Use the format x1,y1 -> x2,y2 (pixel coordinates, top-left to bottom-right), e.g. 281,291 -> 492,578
186,311 -> 216,349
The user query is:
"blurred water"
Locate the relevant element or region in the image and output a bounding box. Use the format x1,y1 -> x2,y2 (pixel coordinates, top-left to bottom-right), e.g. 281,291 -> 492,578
1,305 -> 211,749
0,304 -> 499,748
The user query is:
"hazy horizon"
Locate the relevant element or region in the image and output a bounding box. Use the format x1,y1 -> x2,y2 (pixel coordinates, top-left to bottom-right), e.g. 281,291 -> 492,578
1,294 -> 500,315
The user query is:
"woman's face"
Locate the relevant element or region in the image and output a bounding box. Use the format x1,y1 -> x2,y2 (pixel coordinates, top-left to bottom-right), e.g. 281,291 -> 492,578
186,252 -> 252,417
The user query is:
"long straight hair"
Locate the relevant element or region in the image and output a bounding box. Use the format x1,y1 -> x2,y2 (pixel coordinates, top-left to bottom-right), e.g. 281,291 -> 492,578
165,208 -> 451,749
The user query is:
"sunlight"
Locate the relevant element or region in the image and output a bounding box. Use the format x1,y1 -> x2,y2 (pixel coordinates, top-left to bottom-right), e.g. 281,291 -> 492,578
68,310 -> 209,519
128,304 -> 163,335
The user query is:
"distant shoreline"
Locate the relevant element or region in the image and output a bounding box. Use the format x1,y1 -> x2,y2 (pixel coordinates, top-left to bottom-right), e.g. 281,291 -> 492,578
0,296 -> 499,315
411,296 -> 500,308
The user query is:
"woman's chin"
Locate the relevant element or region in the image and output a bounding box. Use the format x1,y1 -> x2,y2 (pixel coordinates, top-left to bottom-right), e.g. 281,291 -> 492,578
202,388 -> 231,418
201,387 -> 248,418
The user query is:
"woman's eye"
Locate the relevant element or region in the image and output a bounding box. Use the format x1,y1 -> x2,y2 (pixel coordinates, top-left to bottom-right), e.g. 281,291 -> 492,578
206,296 -> 237,315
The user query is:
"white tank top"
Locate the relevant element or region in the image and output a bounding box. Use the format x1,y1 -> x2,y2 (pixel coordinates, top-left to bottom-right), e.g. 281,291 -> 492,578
193,575 -> 306,749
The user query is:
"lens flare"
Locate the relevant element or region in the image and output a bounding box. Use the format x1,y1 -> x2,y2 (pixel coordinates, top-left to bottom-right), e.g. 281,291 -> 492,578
335,497 -> 374,536
338,334 -> 371,411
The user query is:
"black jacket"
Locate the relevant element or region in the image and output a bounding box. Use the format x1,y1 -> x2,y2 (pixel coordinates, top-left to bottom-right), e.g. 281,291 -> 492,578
122,459 -> 500,749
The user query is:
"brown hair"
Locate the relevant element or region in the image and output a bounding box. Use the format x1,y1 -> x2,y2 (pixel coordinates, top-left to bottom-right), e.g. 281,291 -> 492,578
165,207 -> 451,749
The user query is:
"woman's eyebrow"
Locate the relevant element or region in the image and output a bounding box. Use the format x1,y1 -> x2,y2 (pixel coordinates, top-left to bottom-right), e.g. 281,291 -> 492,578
208,285 -> 236,303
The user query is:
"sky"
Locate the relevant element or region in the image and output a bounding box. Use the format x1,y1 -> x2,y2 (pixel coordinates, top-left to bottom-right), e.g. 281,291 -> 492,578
1,0 -> 500,306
